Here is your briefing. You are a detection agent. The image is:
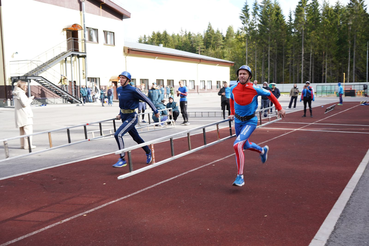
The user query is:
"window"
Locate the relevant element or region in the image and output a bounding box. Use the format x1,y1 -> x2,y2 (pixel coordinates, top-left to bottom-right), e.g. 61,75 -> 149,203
207,80 -> 212,90
104,31 -> 115,45
216,81 -> 221,89
87,27 -> 98,43
200,80 -> 205,89
189,80 -> 195,90
156,79 -> 164,87
181,80 -> 187,87
140,79 -> 149,91
131,79 -> 136,87
167,79 -> 174,87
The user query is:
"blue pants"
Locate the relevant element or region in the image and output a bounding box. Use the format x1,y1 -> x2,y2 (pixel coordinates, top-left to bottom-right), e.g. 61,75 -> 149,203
339,94 -> 343,104
233,122 -> 263,175
114,113 -> 150,159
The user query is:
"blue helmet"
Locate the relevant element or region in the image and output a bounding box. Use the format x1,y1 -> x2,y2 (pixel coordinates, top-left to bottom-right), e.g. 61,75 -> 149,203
119,71 -> 131,81
237,65 -> 252,79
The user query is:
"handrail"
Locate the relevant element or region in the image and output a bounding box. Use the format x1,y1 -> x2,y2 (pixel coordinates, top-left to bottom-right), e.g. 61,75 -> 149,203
0,108 -> 173,161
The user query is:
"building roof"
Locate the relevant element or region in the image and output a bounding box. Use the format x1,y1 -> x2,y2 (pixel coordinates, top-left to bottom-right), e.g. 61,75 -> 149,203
100,0 -> 131,19
124,42 -> 234,66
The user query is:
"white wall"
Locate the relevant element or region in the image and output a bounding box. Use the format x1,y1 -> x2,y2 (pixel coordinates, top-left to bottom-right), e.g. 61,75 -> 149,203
125,55 -> 230,88
2,0 -> 125,87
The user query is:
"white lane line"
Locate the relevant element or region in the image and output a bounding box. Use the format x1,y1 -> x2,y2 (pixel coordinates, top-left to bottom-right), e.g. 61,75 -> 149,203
261,128 -> 369,135
309,149 -> 369,246
0,153 -> 234,246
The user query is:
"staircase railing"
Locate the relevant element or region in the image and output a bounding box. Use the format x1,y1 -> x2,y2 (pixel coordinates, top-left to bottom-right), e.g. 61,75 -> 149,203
10,38 -> 85,77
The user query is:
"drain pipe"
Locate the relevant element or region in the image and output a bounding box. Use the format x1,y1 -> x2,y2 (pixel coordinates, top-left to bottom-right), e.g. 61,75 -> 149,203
81,0 -> 88,87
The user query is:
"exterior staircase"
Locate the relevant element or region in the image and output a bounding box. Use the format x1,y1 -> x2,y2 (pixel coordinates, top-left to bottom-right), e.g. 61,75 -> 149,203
11,38 -> 86,104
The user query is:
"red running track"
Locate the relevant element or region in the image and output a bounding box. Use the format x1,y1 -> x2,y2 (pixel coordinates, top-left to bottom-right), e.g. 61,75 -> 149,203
1,102 -> 368,246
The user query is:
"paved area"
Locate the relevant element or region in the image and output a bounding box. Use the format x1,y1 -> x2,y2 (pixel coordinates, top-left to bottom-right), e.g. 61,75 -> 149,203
0,92 -> 368,245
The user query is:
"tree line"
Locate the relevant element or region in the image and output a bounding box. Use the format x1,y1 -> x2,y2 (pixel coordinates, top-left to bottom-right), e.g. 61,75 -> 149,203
138,0 -> 369,83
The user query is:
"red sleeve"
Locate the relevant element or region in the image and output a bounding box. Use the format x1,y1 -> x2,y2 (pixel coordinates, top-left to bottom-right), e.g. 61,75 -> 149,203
230,97 -> 235,115
268,93 -> 282,111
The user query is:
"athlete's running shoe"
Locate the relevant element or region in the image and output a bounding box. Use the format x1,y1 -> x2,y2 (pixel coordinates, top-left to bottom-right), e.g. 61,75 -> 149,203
112,158 -> 127,168
260,146 -> 269,164
233,175 -> 245,187
146,151 -> 153,164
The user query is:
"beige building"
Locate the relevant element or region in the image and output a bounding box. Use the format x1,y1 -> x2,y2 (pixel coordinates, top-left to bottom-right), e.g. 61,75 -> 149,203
0,0 -> 233,106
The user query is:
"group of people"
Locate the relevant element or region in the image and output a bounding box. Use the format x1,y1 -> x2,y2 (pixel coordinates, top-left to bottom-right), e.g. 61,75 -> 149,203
14,65 -> 351,188
80,85 -> 114,107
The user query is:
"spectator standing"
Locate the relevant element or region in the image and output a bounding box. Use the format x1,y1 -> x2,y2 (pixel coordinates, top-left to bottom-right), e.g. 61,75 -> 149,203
12,80 -> 36,149
288,84 -> 299,109
160,85 -> 165,101
80,85 -> 87,105
338,82 -> 343,105
177,80 -> 189,125
138,83 -> 147,123
148,83 -> 160,106
107,86 -> 113,106
165,85 -> 170,98
300,81 -> 314,117
261,82 -> 271,117
87,86 -> 92,102
270,83 -> 280,113
170,86 -> 174,97
166,96 -> 180,122
100,86 -> 106,107
218,81 -> 230,119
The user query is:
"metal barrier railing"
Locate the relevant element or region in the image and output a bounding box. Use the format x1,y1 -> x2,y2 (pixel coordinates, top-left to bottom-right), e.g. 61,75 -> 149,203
0,106 -> 279,163
0,108 -> 172,162
116,108 -> 281,180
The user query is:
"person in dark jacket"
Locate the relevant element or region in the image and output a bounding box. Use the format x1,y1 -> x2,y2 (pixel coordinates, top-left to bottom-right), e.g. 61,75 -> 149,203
270,83 -> 280,113
218,81 -> 231,119
166,96 -> 180,122
148,83 -> 160,106
300,81 -> 315,117
113,71 -> 159,168
261,82 -> 271,117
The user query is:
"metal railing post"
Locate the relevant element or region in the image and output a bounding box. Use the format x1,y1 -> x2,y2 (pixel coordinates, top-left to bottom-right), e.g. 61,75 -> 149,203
113,119 -> 117,132
27,137 -> 32,152
67,128 -> 71,143
187,132 -> 191,150
84,125 -> 88,139
170,138 -> 174,156
127,151 -> 133,172
203,128 -> 207,145
99,123 -> 103,136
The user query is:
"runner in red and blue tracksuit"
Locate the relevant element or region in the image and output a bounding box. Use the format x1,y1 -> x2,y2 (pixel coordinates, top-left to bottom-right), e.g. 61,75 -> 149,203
112,71 -> 159,168
229,65 -> 286,187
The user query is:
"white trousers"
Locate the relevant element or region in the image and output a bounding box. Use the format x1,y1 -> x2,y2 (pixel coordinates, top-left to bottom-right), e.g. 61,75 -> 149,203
19,125 -> 33,148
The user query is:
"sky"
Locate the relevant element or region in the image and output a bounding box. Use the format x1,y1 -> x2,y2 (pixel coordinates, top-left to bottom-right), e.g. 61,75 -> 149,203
113,0 -> 367,43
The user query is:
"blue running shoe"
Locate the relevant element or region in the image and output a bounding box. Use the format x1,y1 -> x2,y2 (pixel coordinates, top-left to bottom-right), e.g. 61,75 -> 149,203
146,151 -> 153,164
260,146 -> 269,164
112,158 -> 127,168
233,175 -> 244,187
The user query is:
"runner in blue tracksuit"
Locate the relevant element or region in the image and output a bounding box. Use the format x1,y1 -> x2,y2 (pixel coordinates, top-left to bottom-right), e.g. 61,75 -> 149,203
229,65 -> 286,187
113,71 -> 159,168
